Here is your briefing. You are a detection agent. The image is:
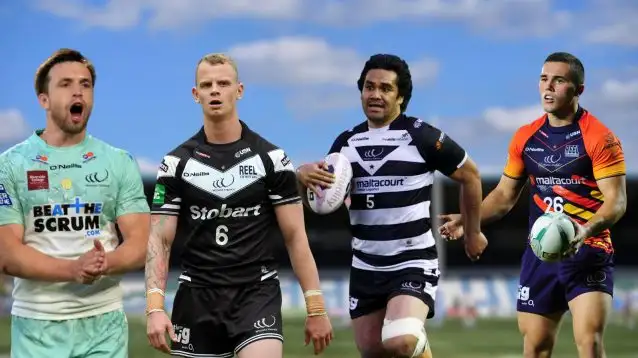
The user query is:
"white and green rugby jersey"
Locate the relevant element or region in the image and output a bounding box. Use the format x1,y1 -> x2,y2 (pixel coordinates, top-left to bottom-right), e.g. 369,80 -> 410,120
0,130 -> 150,320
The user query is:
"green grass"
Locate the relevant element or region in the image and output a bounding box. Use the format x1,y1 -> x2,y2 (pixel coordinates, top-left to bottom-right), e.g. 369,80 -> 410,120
0,316 -> 637,357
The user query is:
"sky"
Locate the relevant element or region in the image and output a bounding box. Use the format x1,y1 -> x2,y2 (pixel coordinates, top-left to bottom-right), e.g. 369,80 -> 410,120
1,0 -> 636,178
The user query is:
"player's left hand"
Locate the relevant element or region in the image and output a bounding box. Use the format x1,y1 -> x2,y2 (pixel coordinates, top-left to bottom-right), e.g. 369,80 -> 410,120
304,314 -> 333,355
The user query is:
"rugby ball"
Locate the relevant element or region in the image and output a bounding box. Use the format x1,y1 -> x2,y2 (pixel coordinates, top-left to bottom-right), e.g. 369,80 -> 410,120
306,152 -> 352,215
529,212 -> 576,262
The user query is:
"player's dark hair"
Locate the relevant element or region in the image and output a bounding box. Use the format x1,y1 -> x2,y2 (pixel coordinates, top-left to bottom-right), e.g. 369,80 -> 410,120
544,52 -> 585,86
357,54 -> 413,113
34,48 -> 96,95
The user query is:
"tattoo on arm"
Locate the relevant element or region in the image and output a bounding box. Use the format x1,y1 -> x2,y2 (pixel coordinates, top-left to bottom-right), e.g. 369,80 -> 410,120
144,215 -> 173,292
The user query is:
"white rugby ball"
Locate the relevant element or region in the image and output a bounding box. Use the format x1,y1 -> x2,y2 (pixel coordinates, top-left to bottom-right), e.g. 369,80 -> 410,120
529,211 -> 576,262
306,152 -> 352,215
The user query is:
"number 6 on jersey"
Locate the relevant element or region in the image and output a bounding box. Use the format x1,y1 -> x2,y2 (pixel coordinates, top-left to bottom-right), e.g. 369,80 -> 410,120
215,225 -> 229,245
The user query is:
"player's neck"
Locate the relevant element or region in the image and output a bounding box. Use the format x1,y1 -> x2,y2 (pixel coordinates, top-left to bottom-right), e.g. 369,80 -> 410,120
202,113 -> 242,144
547,102 -> 580,127
40,121 -> 86,147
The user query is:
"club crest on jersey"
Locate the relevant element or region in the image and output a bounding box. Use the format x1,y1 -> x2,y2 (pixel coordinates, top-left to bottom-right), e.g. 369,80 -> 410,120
32,154 -> 49,164
0,184 -> 12,206
32,197 -> 103,234
564,145 -> 579,158
82,152 -> 96,163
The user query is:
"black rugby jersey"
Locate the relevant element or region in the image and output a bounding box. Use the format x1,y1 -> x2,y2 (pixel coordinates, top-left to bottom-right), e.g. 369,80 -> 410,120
151,121 -> 300,286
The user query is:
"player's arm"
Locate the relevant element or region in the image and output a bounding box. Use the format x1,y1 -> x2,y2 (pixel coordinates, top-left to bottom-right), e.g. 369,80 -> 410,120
145,155 -> 182,314
106,152 -> 151,276
579,132 -> 627,238
268,149 -> 327,317
0,160 -> 78,282
421,126 -> 484,239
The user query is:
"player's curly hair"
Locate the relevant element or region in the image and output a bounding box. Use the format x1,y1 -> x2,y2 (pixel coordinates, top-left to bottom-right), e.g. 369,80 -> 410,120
545,52 -> 585,86
357,54 -> 413,113
34,48 -> 96,95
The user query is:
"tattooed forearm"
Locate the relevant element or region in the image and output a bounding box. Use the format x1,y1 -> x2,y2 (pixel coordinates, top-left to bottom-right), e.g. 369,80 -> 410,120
144,215 -> 176,292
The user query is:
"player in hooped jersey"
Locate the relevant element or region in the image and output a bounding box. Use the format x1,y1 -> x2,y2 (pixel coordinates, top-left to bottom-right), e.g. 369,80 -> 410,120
0,49 -> 151,357
144,53 -> 333,358
440,52 -> 627,357
297,54 -> 487,358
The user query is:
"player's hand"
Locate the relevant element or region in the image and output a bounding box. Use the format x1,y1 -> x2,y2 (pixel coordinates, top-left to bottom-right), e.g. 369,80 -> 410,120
297,161 -> 335,197
72,240 -> 106,284
464,232 -> 488,261
563,220 -> 587,258
438,213 -> 463,240
304,314 -> 334,355
147,310 -> 177,354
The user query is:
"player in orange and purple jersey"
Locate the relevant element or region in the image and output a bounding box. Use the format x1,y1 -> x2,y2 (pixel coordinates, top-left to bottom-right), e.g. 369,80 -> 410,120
439,52 -> 627,358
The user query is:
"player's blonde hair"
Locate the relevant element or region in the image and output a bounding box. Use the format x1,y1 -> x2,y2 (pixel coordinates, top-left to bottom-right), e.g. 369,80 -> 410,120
195,53 -> 239,82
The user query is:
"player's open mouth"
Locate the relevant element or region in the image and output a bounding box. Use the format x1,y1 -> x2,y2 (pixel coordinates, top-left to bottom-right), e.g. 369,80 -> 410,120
543,95 -> 555,103
209,100 -> 222,107
70,103 -> 84,121
367,102 -> 384,109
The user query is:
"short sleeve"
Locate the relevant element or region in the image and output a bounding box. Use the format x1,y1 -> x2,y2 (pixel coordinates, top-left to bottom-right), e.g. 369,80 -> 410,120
266,149 -> 301,206
503,130 -> 527,179
587,131 -> 625,180
418,124 -> 468,176
115,152 -> 150,217
151,154 -> 183,216
0,155 -> 24,226
327,131 -> 349,155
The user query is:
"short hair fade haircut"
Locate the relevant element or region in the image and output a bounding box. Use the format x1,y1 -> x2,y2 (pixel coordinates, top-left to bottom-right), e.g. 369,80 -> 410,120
34,48 -> 96,95
544,52 -> 585,86
357,54 -> 413,113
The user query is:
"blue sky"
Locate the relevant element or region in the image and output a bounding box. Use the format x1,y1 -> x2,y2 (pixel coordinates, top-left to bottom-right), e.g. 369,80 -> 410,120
1,0 -> 636,176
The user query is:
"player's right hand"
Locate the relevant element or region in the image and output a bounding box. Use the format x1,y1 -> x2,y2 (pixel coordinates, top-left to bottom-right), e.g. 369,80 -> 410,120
147,310 -> 177,354
464,232 -> 488,261
297,161 -> 335,196
438,213 -> 463,240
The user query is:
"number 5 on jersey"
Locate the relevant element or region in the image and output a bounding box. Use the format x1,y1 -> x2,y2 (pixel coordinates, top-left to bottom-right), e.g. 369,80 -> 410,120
366,194 -> 375,209
216,225 -> 229,245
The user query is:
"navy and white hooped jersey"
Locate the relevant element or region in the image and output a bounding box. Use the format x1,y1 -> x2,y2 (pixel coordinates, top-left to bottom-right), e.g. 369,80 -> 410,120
328,114 -> 467,272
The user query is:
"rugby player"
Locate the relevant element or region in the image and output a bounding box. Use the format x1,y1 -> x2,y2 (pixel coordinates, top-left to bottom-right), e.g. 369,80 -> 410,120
0,48 -> 151,357
439,52 -> 627,358
144,53 -> 333,358
297,54 -> 487,358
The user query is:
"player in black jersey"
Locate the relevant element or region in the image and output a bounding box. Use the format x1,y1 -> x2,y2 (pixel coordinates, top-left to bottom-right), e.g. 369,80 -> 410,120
144,53 -> 333,358
297,54 -> 487,358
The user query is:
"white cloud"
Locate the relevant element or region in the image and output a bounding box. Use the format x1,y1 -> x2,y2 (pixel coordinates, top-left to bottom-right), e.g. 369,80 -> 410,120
583,0 -> 638,47
229,37 -> 438,87
135,157 -> 159,177
31,0 -> 572,38
0,109 -> 30,145
482,105 -> 544,132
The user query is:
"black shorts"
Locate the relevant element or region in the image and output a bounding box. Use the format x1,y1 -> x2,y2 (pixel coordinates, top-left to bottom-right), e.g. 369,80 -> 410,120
170,279 -> 283,357
348,266 -> 439,320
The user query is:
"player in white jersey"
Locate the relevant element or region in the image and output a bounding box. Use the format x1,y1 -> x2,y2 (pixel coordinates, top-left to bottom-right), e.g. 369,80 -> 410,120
0,49 -> 150,358
297,54 -> 487,358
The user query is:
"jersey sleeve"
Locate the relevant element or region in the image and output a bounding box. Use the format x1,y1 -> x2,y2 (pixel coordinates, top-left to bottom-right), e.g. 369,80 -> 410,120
151,154 -> 183,216
0,155 -> 24,226
327,131 -> 349,155
114,152 -> 150,217
584,130 -> 626,180
265,149 -> 302,206
503,127 -> 529,179
418,124 -> 468,176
